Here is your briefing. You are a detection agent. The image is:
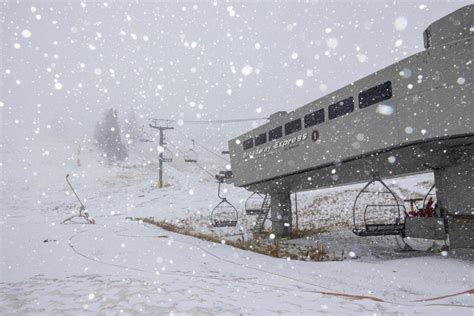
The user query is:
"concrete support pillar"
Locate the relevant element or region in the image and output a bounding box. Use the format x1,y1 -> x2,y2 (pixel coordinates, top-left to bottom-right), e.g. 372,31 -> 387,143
434,152 -> 474,248
433,154 -> 473,215
270,192 -> 292,237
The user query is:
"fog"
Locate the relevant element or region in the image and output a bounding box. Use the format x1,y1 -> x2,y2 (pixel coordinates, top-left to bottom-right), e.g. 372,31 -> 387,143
1,1 -> 469,151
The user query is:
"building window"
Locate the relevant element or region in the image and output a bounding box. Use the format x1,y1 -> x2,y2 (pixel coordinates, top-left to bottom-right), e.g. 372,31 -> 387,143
285,118 -> 302,135
243,138 -> 254,150
304,108 -> 325,128
359,81 -> 392,108
328,97 -> 354,120
269,126 -> 283,141
254,132 -> 267,146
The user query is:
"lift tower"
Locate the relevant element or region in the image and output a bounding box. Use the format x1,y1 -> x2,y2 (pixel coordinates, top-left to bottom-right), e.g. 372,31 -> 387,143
149,119 -> 174,188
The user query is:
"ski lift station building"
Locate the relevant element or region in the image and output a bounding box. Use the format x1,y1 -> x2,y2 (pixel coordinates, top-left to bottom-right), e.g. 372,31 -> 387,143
226,5 -> 474,246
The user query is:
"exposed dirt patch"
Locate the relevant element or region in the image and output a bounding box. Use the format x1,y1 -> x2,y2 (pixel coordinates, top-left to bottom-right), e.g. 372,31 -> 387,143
131,217 -> 338,261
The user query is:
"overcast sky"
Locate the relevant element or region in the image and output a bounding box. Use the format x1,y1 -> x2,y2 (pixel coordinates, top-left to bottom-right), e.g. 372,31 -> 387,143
1,0 -> 471,152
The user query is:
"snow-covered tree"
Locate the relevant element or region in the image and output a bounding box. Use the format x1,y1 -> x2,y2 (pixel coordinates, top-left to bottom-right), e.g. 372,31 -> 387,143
123,108 -> 143,142
94,109 -> 128,162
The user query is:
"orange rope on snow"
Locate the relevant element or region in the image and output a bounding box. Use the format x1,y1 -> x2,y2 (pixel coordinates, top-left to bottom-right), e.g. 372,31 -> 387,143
77,222 -> 473,308
318,291 -> 385,302
412,289 -> 474,302
307,288 -> 474,305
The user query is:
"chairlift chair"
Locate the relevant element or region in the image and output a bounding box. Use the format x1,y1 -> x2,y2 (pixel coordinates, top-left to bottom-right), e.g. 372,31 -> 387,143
161,147 -> 173,163
211,180 -> 238,227
245,192 -> 266,215
139,131 -> 154,143
184,149 -> 198,163
139,138 -> 154,143
352,175 -> 406,237
403,184 -> 447,241
422,184 -> 437,216
404,197 -> 424,217
404,184 -> 437,217
184,139 -> 198,163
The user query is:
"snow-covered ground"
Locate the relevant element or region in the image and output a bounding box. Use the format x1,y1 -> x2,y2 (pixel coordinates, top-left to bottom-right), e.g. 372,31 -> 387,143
1,140 -> 473,314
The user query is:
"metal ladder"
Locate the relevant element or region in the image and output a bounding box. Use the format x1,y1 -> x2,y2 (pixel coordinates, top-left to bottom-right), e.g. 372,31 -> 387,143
253,194 -> 271,233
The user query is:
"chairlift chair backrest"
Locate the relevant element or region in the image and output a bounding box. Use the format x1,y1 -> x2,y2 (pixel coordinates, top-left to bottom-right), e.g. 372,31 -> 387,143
245,192 -> 266,215
161,147 -> 173,162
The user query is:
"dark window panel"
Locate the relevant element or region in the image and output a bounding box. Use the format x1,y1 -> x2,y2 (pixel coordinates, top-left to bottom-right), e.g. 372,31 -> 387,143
304,108 -> 325,128
243,138 -> 254,150
269,126 -> 283,141
328,97 -> 354,120
285,119 -> 302,135
359,81 -> 392,108
254,132 -> 267,146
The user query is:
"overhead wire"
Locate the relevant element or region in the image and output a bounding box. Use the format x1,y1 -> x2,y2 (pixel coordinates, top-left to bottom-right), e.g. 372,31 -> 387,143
149,116 -> 269,163
193,162 -> 218,180
166,141 -> 217,180
148,117 -> 235,179
174,128 -> 230,163
151,117 -> 269,124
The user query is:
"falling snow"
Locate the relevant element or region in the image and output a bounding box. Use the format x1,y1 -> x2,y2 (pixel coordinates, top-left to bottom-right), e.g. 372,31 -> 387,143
1,1 -> 473,315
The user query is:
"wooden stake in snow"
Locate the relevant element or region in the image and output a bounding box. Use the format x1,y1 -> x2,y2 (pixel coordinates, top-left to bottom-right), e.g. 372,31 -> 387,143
61,174 -> 95,224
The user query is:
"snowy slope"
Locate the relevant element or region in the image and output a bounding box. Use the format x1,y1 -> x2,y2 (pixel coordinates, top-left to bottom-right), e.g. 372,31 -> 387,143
1,140 -> 473,314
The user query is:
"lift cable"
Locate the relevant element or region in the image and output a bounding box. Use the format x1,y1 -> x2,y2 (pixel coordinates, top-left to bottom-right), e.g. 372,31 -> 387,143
167,142 -> 217,180
149,116 -> 269,163
149,120 -> 230,163
151,117 -> 269,124
174,128 -> 230,163
194,162 -> 219,180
